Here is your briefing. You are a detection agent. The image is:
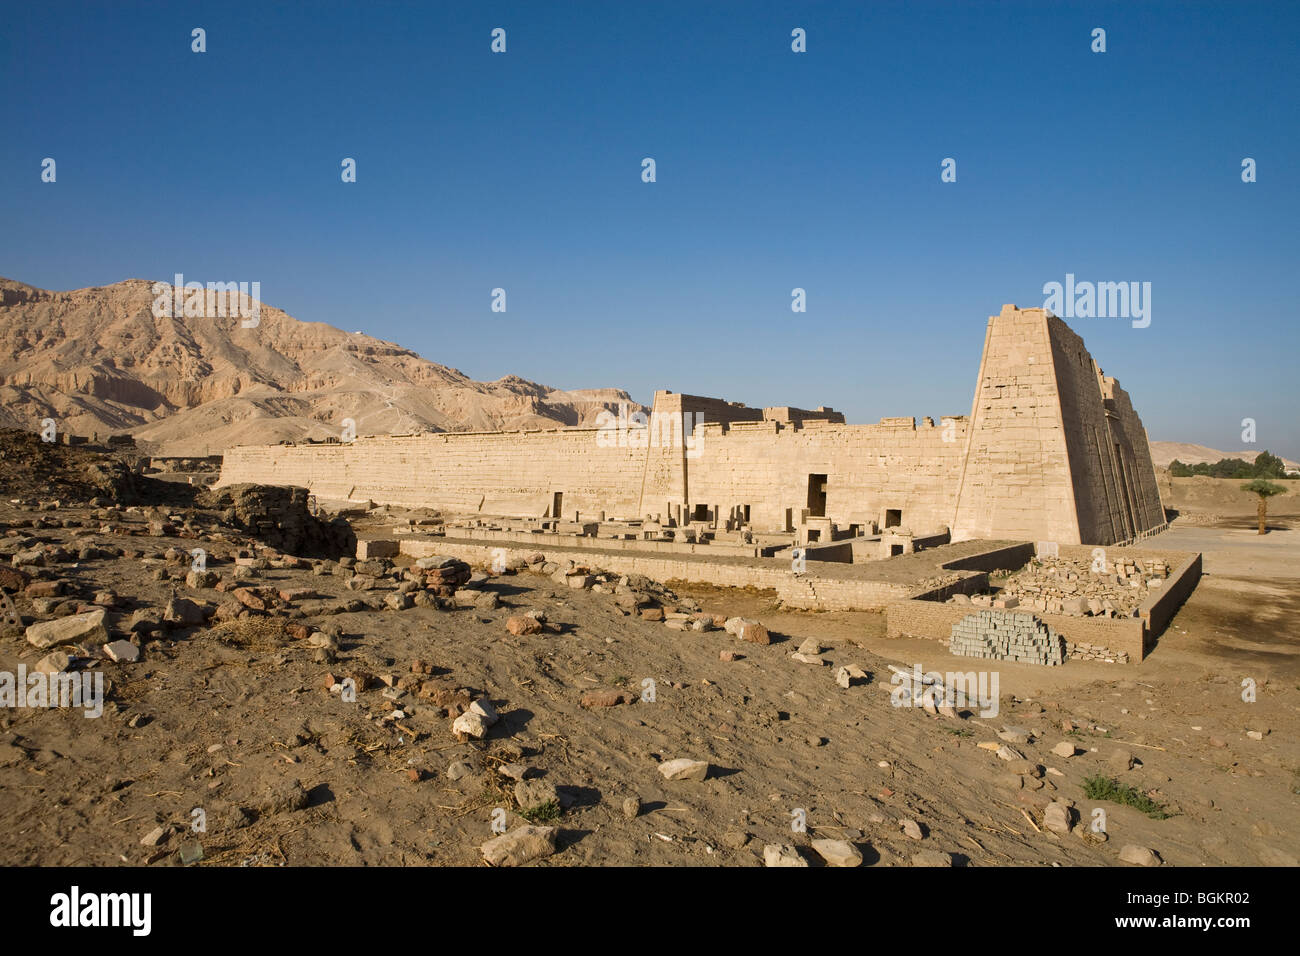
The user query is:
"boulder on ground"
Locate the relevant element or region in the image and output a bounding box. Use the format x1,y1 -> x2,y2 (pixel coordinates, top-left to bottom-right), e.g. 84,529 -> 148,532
481,825 -> 557,867
658,758 -> 709,781
26,609 -> 108,649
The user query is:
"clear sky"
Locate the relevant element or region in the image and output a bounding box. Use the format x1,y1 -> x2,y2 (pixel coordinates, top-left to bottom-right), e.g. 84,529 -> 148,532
3,1 -> 1297,457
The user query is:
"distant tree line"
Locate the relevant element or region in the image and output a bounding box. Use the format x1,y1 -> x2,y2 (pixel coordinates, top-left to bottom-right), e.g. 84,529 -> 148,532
1169,450 -> 1292,479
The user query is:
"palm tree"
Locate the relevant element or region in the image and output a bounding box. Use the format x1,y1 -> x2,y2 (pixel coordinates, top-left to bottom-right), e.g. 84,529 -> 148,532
1240,479 -> 1286,535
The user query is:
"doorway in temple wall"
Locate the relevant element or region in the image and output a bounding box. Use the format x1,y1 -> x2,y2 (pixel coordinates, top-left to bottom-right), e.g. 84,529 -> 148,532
807,474 -> 827,518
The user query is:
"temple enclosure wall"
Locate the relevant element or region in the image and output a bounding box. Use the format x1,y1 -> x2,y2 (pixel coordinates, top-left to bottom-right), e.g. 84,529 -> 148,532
884,545 -> 1201,662
219,305 -> 1167,546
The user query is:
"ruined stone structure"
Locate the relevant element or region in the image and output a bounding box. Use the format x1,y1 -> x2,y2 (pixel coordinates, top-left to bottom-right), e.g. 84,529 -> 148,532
217,306 -> 1166,546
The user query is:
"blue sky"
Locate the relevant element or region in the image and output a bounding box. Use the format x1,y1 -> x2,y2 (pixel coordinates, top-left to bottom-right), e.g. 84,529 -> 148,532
3,1 -> 1297,457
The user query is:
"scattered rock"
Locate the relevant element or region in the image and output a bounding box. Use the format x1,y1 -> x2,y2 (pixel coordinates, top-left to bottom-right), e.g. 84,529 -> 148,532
185,569 -> 218,589
1044,801 -> 1075,835
446,759 -> 477,781
725,617 -> 770,644
25,608 -> 108,649
163,595 -> 208,627
1119,844 -> 1163,867
481,825 -> 557,867
1108,749 -> 1136,771
452,712 -> 491,739
103,639 -> 140,663
911,850 -> 953,867
811,839 -> 863,867
721,830 -> 749,850
836,664 -> 868,688
790,653 -> 827,666
513,778 -> 560,813
658,758 -> 709,781
34,651 -> 72,674
506,616 -> 543,636
384,591 -> 413,611
140,825 -> 170,847
763,844 -> 808,867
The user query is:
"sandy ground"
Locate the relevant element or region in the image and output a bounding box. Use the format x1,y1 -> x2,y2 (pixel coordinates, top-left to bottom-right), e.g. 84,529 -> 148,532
0,490 -> 1295,868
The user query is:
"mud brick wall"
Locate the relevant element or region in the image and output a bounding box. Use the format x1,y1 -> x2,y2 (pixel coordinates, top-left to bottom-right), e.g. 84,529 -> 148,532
886,598 -> 1148,662
938,542 -> 1037,573
1139,551 -> 1202,637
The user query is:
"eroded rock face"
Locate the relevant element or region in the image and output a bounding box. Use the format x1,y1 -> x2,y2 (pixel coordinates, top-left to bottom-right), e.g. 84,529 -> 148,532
200,484 -> 354,558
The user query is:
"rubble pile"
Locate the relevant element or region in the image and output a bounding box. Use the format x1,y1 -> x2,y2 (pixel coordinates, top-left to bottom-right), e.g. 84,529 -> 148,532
0,428 -> 177,506
981,553 -> 1171,618
201,484 -> 354,558
1063,639 -> 1128,664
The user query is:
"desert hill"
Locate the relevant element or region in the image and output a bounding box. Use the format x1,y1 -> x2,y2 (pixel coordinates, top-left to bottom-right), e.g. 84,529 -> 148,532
1149,441 -> 1299,471
0,278 -> 645,456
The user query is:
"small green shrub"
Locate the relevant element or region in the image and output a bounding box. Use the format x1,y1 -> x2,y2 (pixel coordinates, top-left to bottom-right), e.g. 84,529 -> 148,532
1082,774 -> 1172,819
519,799 -> 561,823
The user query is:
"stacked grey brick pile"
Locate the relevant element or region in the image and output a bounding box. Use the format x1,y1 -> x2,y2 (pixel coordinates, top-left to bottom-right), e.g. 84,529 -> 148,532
949,609 -> 1065,666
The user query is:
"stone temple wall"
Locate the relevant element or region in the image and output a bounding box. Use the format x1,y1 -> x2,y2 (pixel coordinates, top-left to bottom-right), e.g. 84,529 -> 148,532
949,306 -> 1166,545
217,306 -> 1166,546
950,307 -> 1081,543
215,428 -> 646,518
